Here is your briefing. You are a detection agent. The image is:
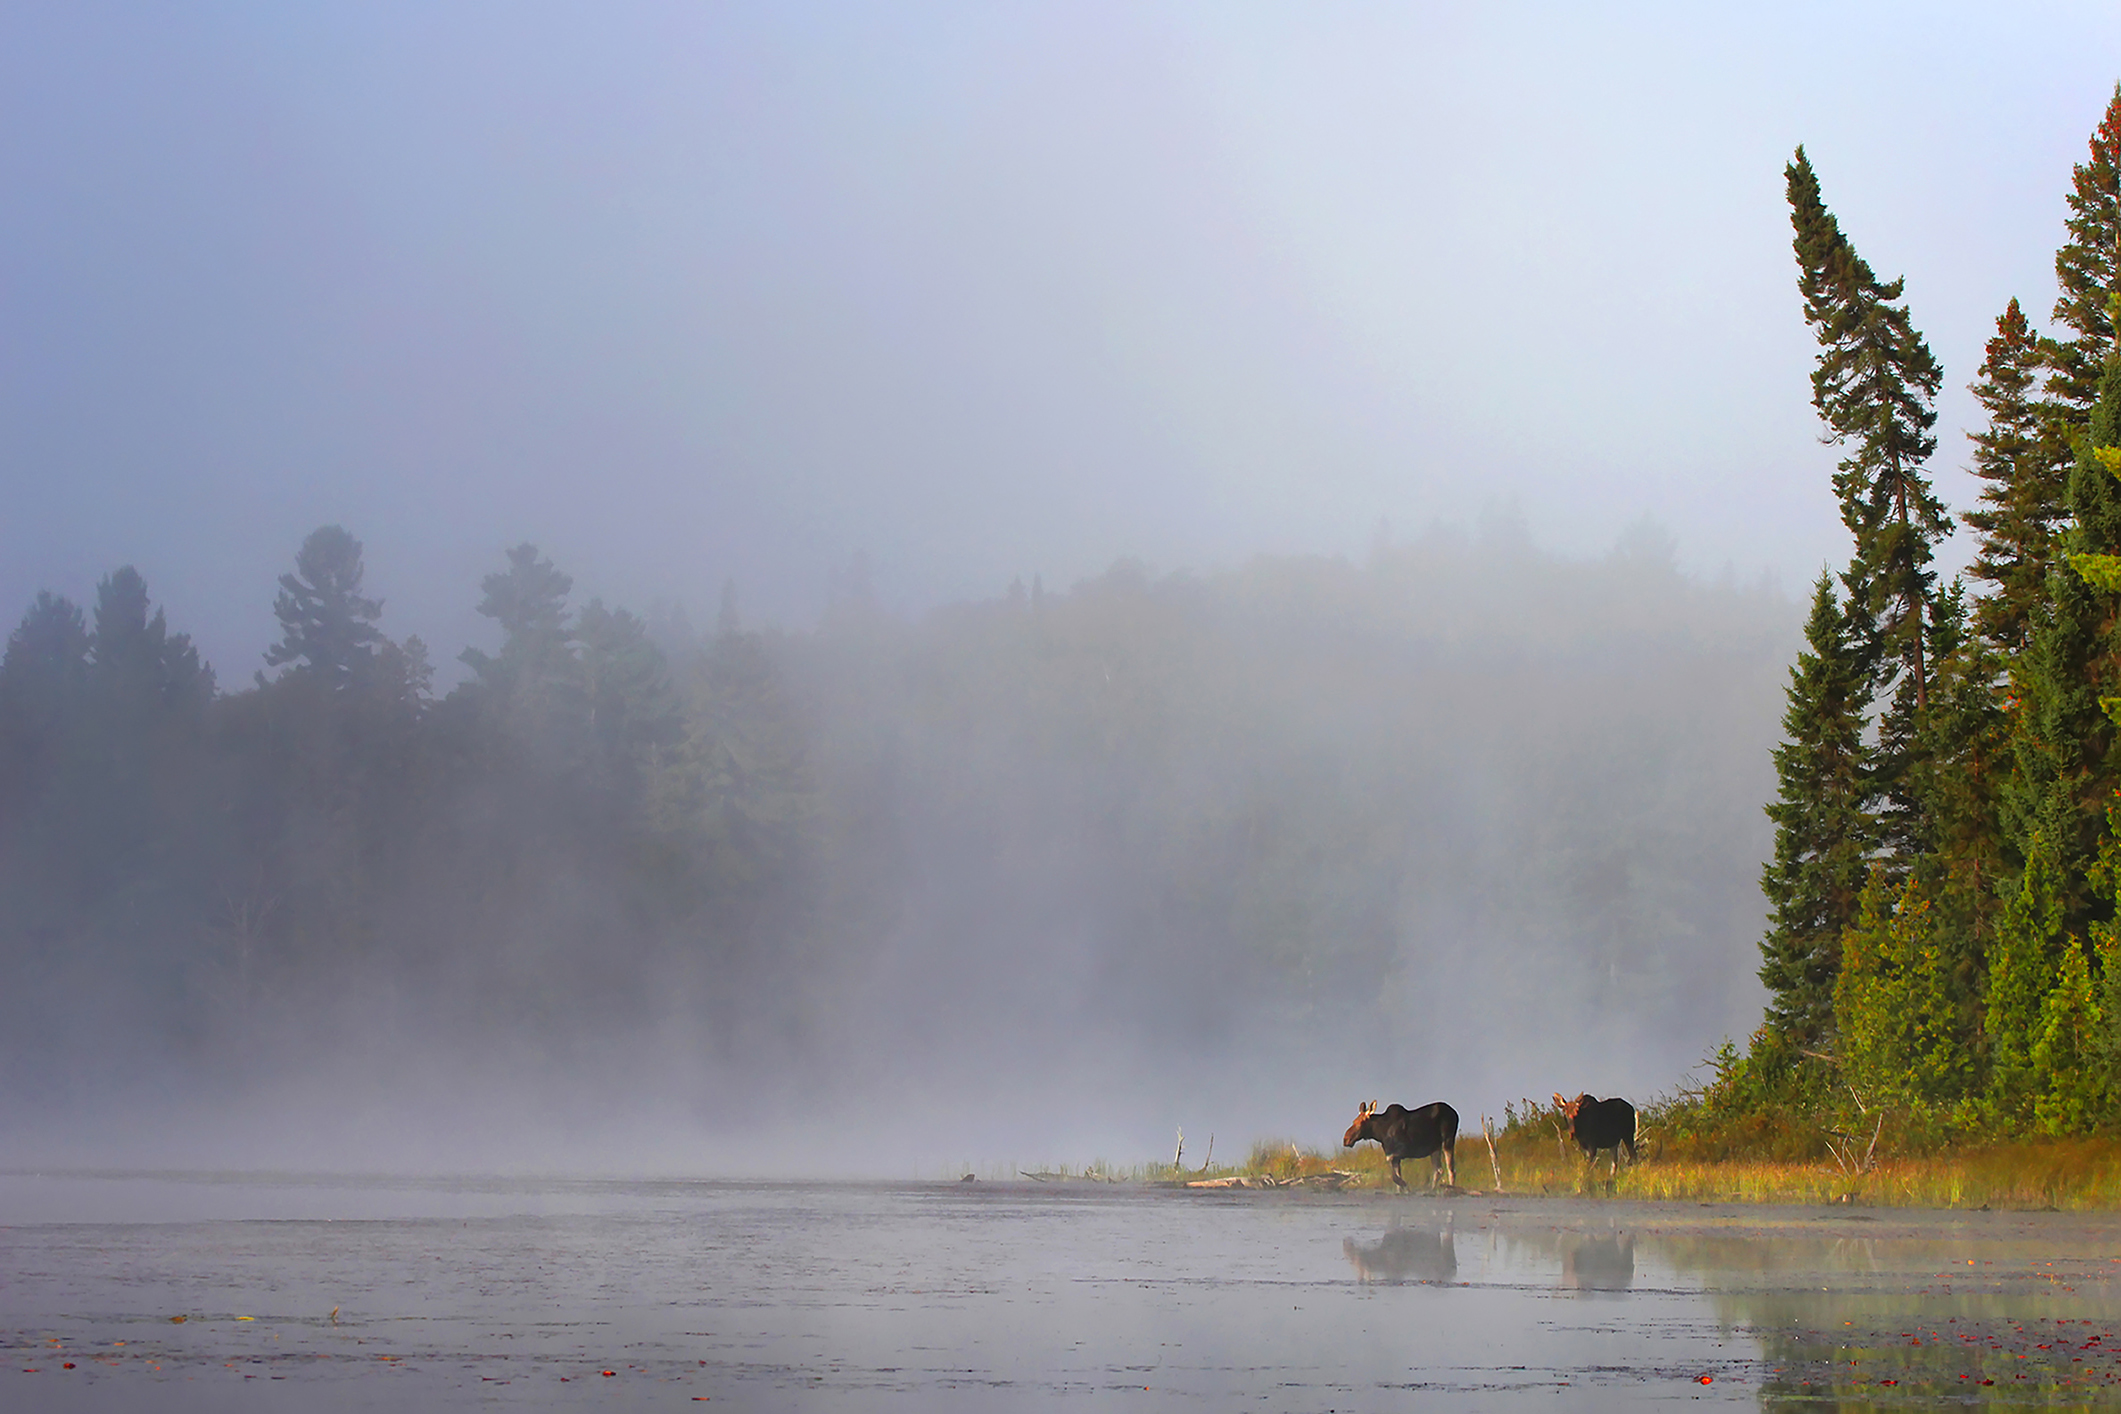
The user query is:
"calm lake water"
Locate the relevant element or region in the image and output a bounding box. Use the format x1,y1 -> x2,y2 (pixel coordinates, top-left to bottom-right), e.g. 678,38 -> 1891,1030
3,1172 -> 2119,1410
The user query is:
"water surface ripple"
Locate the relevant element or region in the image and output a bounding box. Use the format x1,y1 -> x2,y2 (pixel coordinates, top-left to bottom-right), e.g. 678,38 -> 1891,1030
3,1173 -> 2118,1409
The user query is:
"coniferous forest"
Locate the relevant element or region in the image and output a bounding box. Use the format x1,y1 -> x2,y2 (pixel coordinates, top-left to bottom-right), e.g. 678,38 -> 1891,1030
0,511 -> 1791,1161
27,92 -> 2121,1171
1718,86 -> 2121,1150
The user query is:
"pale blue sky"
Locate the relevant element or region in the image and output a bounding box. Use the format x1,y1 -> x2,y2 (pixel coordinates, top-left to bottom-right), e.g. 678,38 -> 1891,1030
4,2 -> 2119,675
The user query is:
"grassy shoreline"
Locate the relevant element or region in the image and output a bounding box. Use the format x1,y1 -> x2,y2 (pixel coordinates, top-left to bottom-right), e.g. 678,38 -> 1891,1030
1063,1130 -> 2121,1211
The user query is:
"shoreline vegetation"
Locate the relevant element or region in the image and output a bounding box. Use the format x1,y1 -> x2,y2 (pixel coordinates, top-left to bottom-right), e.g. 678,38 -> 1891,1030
1004,1103 -> 2121,1211
1720,96 -> 2121,1190
990,94 -> 2121,1210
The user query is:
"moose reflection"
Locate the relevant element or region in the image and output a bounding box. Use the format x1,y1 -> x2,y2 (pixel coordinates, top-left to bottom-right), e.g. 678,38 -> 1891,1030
1343,1224 -> 1458,1284
1560,1232 -> 1635,1291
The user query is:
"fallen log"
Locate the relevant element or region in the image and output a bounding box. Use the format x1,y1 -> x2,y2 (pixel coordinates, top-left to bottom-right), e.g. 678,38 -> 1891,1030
1184,1171 -> 1358,1190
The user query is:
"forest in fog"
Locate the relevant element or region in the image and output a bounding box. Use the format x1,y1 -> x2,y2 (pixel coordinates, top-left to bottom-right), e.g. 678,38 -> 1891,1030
0,518 -> 1793,1164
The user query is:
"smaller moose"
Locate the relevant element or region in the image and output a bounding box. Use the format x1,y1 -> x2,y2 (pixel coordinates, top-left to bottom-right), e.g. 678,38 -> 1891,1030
1343,1100 -> 1459,1193
1554,1093 -> 1637,1181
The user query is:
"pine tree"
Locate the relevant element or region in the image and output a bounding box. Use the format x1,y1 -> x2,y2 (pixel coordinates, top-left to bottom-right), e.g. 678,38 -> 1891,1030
1834,869 -> 1969,1106
1909,582 -> 2009,1029
2047,84 -> 2121,419
1759,572 -> 1873,1044
1964,299 -> 2071,652
1987,834 -> 2066,1123
0,593 -> 90,795
263,525 -> 384,691
87,568 -> 214,727
458,544 -> 586,769
2011,298 -> 2121,936
2030,941 -> 2108,1134
0,594 -> 92,890
576,598 -> 681,802
1786,148 -> 1950,862
77,568 -> 214,905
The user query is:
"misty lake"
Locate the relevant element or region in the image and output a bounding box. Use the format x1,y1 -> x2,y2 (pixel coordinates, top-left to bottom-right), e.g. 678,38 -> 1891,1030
3,1173 -> 2119,1411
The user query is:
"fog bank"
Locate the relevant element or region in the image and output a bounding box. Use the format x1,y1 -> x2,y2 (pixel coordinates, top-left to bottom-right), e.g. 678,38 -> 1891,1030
0,520 -> 1790,1174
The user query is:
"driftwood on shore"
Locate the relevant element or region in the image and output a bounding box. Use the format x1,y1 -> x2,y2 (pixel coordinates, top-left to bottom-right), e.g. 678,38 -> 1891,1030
1184,1171 -> 1360,1190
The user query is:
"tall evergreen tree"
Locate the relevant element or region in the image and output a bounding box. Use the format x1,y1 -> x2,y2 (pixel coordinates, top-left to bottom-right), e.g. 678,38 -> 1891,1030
576,598 -> 681,803
1834,869 -> 1970,1106
0,594 -> 93,902
87,568 -> 213,724
1964,299 -> 2072,652
2047,84 -> 2121,419
1987,833 -> 2068,1122
1786,147 -> 1949,862
1909,582 -> 2010,1029
2012,296 -> 2121,936
458,544 -> 585,770
263,525 -> 384,691
78,568 -> 214,910
0,593 -> 90,796
1759,573 -> 1873,1045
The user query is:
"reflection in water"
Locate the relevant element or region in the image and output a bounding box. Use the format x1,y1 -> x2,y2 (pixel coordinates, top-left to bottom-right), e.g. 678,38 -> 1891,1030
1560,1232 -> 1634,1291
1479,1221 -> 1636,1296
11,1179 -> 2121,1408
1654,1227 -> 2121,1407
1344,1224 -> 1458,1284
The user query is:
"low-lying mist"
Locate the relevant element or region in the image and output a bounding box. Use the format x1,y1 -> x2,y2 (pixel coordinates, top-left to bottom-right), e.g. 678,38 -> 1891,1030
0,518 -> 1794,1176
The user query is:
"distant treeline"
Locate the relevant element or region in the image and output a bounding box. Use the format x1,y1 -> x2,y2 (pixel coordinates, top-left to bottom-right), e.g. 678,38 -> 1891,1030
1725,87 -> 2121,1148
0,517 -> 1789,1120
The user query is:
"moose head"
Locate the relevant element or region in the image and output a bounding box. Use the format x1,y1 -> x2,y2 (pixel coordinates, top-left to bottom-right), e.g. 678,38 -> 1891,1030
1343,1100 -> 1381,1148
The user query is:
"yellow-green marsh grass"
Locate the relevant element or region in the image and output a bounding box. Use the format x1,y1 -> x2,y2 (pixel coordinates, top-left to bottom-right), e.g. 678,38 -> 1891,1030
1273,1126 -> 2121,1210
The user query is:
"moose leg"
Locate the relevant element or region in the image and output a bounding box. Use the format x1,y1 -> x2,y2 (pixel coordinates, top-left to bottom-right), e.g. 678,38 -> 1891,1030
1389,1157 -> 1408,1192
1438,1142 -> 1456,1190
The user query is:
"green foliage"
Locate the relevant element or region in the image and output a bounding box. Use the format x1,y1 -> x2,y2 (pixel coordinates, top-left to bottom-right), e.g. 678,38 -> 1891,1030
1834,871 -> 1973,1107
1718,98 -> 2121,1155
2046,84 -> 2121,417
1786,148 -> 1945,535
1758,573 -> 1873,1044
1726,98 -> 2121,1153
1648,1034 -> 1836,1164
1908,587 -> 2010,1015
2031,941 -> 2109,1135
1986,835 -> 2068,1121
1965,300 -> 2074,653
1785,145 -> 1950,873
2098,903 -> 2121,1109
2010,302 -> 2121,947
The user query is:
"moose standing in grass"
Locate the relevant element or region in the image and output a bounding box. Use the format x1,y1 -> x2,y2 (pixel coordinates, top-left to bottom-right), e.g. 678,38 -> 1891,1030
1555,1093 -> 1637,1182
1342,1100 -> 1459,1193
